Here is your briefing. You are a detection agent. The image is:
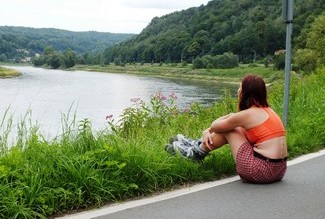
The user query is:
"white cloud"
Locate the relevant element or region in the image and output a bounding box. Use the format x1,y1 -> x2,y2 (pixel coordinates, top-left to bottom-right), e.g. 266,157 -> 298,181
121,0 -> 208,9
0,0 -> 210,33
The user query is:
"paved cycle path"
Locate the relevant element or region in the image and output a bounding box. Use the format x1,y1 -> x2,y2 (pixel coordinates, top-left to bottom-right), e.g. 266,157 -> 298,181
60,149 -> 325,219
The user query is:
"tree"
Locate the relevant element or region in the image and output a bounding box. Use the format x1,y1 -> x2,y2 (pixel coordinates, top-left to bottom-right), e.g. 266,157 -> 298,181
97,0 -> 325,65
43,46 -> 55,56
0,54 -> 8,62
306,14 -> 325,67
63,49 -> 76,68
187,42 -> 201,61
48,53 -> 62,69
193,30 -> 211,56
294,14 -> 325,72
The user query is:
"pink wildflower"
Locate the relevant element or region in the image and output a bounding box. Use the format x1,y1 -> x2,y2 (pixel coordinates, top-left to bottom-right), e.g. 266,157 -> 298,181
153,92 -> 167,101
169,92 -> 177,99
106,114 -> 113,120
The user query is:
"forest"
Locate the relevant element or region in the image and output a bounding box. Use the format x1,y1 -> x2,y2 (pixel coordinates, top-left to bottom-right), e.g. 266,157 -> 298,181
0,26 -> 135,62
102,0 -> 324,65
1,0 -> 324,72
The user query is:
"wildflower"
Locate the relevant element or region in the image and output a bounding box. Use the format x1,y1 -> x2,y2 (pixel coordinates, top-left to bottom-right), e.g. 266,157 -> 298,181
106,114 -> 113,120
152,92 -> 167,101
183,108 -> 191,113
169,92 -> 177,99
131,98 -> 141,103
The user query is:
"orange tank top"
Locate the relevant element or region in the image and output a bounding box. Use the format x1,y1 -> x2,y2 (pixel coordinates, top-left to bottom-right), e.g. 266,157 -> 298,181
246,107 -> 286,144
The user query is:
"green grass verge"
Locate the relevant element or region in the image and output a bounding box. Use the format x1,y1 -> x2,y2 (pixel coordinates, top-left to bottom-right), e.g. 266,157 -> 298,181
72,63 -> 283,83
0,67 -> 324,218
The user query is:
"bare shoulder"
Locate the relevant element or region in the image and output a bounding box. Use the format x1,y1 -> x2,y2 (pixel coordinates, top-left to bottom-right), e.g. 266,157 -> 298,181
231,108 -> 267,128
232,108 -> 254,118
211,108 -> 267,132
226,110 -> 253,126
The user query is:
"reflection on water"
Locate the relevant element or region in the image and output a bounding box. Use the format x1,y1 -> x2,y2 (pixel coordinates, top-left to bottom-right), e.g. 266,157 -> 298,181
0,66 -> 238,138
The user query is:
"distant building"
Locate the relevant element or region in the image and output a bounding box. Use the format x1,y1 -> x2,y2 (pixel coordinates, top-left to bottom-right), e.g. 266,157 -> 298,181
274,49 -> 286,56
21,57 -> 32,63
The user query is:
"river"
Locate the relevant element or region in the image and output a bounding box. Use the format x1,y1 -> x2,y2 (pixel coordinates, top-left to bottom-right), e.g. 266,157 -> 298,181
0,66 -> 238,139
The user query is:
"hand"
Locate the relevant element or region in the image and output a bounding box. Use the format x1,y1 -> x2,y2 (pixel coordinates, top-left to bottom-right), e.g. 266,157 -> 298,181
202,130 -> 213,150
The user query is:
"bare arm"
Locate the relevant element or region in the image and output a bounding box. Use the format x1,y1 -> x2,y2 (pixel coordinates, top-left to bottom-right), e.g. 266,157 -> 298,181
214,113 -> 234,122
201,112 -> 239,149
210,111 -> 248,133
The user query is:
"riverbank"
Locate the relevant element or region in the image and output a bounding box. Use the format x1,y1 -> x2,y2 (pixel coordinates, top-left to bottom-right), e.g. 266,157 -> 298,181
71,63 -> 283,83
2,62 -> 283,83
0,65 -> 323,218
0,66 -> 22,78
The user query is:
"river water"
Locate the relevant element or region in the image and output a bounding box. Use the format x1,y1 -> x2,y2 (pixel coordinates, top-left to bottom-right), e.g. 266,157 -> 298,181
0,66 -> 238,139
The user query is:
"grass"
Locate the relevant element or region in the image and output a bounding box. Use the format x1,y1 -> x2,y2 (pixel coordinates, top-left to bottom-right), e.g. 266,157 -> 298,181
0,66 -> 22,78
71,63 -> 283,83
0,66 -> 324,218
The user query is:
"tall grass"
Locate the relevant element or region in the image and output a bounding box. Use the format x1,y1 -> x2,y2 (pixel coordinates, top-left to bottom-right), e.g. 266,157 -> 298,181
0,108 -> 13,156
0,66 -> 21,78
0,69 -> 324,218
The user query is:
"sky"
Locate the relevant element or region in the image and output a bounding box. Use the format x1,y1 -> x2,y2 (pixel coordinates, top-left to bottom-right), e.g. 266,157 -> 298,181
0,0 -> 210,34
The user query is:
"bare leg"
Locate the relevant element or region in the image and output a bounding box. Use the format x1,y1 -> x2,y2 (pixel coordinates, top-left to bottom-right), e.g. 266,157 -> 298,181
201,127 -> 248,160
201,132 -> 227,151
223,127 -> 248,160
165,127 -> 248,161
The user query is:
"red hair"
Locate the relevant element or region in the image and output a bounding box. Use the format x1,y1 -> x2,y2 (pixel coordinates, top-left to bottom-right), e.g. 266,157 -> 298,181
238,74 -> 269,111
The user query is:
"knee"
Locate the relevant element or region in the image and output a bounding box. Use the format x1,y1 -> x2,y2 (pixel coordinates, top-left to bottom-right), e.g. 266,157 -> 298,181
224,127 -> 246,139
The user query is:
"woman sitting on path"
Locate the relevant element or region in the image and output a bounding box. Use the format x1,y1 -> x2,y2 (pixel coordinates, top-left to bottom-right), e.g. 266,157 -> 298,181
166,74 -> 287,184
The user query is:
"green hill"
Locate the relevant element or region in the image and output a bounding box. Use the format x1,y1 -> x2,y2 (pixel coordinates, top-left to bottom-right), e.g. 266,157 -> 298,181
0,26 -> 135,62
102,0 -> 324,64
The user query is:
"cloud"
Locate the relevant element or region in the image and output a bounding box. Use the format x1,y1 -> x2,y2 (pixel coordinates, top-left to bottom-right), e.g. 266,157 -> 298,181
121,0 -> 208,9
0,0 -> 210,33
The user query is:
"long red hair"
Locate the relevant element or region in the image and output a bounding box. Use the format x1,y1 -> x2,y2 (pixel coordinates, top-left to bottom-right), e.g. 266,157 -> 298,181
238,74 -> 269,111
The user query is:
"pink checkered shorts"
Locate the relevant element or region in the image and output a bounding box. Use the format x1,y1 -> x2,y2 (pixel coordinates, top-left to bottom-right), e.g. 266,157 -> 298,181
236,142 -> 287,184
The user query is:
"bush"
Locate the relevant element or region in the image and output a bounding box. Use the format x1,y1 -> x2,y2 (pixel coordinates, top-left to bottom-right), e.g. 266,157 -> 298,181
294,49 -> 317,73
114,57 -> 122,66
192,57 -> 204,69
273,53 -> 285,70
181,60 -> 187,66
192,53 -> 239,69
216,52 -> 239,69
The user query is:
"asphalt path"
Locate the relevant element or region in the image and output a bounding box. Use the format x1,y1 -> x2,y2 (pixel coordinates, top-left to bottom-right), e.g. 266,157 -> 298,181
59,149 -> 325,219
